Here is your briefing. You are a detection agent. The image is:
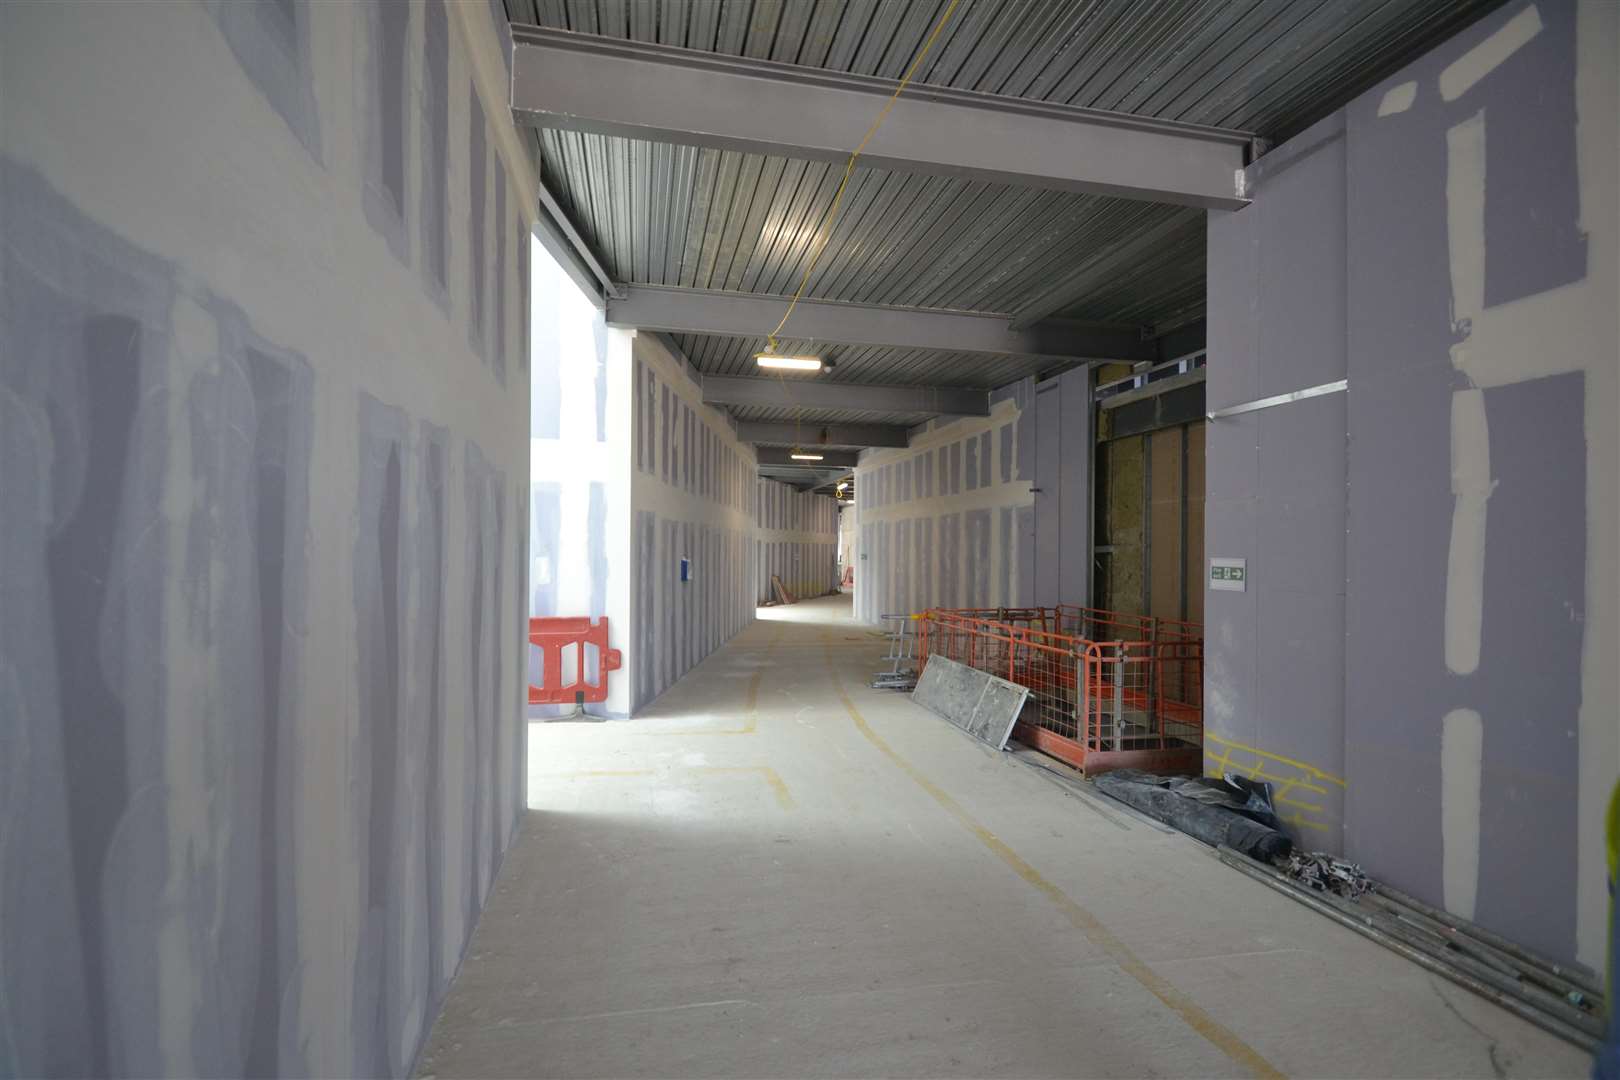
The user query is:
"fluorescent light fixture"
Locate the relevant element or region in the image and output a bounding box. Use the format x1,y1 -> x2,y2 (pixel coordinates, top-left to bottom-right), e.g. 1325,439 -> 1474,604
756,354 -> 822,371
790,451 -> 824,461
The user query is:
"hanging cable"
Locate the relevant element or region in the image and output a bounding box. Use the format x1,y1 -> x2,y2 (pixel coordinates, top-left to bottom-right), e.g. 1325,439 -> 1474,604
763,0 -> 963,476
765,0 -> 963,353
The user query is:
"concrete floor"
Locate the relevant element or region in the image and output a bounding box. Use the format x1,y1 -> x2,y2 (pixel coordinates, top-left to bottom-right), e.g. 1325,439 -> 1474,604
417,595 -> 1589,1079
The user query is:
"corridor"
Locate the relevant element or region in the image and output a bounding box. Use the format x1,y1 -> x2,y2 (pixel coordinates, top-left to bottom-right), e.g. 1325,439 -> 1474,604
416,596 -> 1585,1079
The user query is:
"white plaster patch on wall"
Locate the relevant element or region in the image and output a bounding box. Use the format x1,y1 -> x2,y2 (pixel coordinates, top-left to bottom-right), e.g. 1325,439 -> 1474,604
1440,5 -> 1544,101
1441,708 -> 1485,920
1377,81 -> 1418,117
1445,110 -> 1487,374
1445,388 -> 1495,675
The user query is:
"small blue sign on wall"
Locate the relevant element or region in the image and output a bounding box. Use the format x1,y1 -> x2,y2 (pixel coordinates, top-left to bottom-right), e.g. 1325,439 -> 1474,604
680,556 -> 692,583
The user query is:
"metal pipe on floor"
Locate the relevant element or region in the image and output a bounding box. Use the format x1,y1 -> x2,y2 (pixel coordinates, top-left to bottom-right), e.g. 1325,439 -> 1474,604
1215,846 -> 1601,1052
1360,892 -> 1597,1008
1372,881 -> 1605,1001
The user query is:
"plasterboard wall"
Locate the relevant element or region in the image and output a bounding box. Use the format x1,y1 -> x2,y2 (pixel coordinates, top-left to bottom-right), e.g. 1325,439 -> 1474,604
1205,0 -> 1618,968
629,333 -> 758,711
852,368 -> 1092,623
754,478 -> 840,602
0,1 -> 532,1075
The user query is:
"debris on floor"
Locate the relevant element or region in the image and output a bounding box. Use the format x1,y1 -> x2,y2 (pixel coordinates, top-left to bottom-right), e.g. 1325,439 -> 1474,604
1282,851 -> 1372,899
1092,769 -> 1292,861
771,575 -> 798,605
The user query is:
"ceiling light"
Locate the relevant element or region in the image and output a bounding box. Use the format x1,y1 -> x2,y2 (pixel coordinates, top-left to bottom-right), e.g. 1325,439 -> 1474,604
790,451 -> 824,461
756,354 -> 822,372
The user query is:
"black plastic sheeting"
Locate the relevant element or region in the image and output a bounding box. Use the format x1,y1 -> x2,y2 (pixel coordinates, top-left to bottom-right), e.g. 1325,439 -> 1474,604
1093,770 -> 1293,862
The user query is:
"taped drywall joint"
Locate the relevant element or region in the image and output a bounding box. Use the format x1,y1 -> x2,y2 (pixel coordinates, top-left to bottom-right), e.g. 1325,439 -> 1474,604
1444,389 -> 1495,675
1205,379 -> 1346,420
1439,5 -> 1543,102
1441,709 -> 1484,920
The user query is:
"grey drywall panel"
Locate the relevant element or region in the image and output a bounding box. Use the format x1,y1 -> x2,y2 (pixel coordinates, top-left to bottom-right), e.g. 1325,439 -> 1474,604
467,82 -> 488,358
361,0 -> 410,262
967,509 -> 991,608
1013,505 -> 1035,607
1032,379 -> 1061,606
529,481 -> 561,617
209,0 -> 322,160
1344,0 -> 1587,960
354,396 -> 410,1079
493,168 -> 508,384
420,0 -> 450,298
589,481 -> 608,617
1057,367 -> 1091,607
1203,106 -> 1348,852
416,423 -> 451,1009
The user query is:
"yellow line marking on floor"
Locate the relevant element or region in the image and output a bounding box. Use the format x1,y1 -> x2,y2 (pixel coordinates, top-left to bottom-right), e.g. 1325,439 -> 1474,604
651,632 -> 781,736
826,651 -> 1287,1080
693,766 -> 796,810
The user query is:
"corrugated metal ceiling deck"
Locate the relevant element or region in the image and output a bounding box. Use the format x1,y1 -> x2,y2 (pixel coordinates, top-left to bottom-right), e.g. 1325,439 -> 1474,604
504,0 -> 1499,400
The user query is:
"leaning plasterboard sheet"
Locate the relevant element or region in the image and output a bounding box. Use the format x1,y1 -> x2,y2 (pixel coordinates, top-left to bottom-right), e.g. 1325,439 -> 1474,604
912,655 -> 1031,751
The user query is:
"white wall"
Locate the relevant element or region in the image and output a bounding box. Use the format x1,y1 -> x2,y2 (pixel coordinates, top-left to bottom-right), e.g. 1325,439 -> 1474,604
853,378 -> 1041,622
628,334 -> 758,711
1,1 -> 531,1074
753,477 -> 840,602
528,239 -> 633,717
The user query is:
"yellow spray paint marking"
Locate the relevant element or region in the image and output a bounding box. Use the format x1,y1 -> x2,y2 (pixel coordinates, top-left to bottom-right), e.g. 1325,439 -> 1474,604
1205,732 -> 1347,788
827,651 -> 1286,1080
651,632 -> 779,736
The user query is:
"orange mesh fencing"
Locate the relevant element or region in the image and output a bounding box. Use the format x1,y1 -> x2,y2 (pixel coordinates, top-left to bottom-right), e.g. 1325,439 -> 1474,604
916,606 -> 1203,776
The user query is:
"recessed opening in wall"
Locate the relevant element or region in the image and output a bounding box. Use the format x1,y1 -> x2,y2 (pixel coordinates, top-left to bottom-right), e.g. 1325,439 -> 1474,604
1094,372 -> 1206,625
526,234 -> 633,749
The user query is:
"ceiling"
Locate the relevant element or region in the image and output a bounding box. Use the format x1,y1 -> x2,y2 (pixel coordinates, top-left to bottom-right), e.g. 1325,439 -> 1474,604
502,0 -> 1503,488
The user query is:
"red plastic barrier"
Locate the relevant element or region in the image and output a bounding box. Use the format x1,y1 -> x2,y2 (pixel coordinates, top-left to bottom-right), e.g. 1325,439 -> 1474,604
528,616 -> 621,705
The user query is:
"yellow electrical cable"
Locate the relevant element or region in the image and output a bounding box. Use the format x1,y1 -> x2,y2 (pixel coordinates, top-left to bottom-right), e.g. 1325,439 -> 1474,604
765,0 -> 963,352
764,0 -> 962,485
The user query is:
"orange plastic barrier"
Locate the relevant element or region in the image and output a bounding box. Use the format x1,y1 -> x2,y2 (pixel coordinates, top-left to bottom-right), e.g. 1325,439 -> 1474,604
528,616 -> 622,706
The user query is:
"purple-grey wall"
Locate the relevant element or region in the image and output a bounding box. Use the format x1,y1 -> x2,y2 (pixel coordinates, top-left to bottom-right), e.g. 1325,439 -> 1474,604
1205,0 -> 1614,966
1204,110 -> 1349,849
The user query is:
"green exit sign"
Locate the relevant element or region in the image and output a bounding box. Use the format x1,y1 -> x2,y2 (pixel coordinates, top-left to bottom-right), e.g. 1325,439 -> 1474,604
1210,557 -> 1247,592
